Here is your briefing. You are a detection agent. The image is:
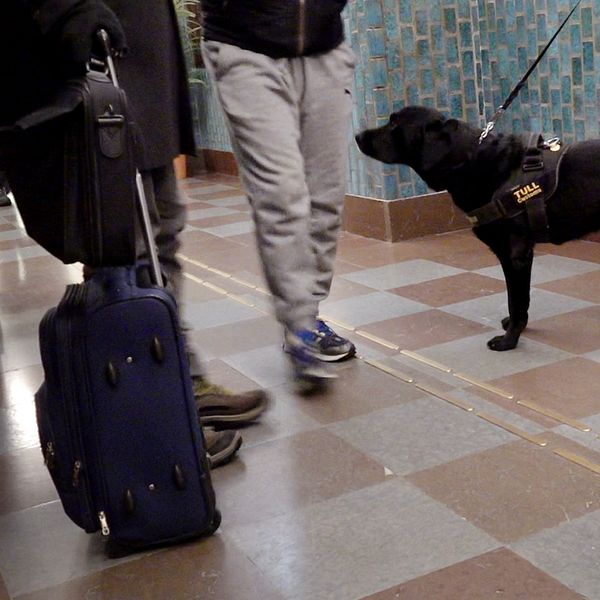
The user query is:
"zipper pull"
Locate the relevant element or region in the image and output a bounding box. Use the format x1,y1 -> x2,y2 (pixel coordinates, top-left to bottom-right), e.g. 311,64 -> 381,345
98,511 -> 110,536
72,460 -> 82,488
44,442 -> 56,470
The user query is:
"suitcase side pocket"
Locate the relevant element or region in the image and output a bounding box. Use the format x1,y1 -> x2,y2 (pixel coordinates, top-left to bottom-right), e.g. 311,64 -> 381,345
37,305 -> 97,533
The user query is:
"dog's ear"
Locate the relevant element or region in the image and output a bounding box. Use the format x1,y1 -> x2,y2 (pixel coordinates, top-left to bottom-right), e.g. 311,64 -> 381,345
420,118 -> 453,172
424,118 -> 446,134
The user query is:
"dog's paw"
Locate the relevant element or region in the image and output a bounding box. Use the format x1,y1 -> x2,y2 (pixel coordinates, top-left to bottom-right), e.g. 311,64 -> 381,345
501,317 -> 528,333
487,334 -> 518,351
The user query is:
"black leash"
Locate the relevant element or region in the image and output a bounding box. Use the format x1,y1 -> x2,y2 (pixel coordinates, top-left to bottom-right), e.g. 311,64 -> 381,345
479,0 -> 582,143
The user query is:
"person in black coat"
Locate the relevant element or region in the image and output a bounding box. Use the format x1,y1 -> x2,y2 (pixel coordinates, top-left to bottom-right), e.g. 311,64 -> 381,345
0,0 -> 270,466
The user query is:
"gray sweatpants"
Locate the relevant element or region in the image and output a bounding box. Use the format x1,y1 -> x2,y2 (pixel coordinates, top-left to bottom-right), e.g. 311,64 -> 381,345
202,41 -> 355,331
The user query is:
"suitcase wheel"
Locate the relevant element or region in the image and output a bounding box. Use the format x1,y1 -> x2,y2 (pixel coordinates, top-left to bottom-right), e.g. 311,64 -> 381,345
207,510 -> 222,535
105,361 -> 119,387
172,464 -> 187,490
150,336 -> 164,363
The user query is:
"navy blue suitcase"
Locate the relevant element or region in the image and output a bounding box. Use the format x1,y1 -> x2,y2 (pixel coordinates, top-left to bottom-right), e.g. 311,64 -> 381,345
35,266 -> 220,548
33,35 -> 220,548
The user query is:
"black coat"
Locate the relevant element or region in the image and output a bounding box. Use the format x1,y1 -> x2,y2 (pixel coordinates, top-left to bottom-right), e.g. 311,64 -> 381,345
0,0 -> 195,170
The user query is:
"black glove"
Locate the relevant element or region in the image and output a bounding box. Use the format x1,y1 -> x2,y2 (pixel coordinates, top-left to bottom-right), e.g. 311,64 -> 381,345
47,0 -> 127,74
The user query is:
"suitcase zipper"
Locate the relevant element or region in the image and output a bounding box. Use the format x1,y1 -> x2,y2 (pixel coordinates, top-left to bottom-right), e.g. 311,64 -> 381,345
68,294 -> 114,538
98,511 -> 110,536
55,299 -> 98,530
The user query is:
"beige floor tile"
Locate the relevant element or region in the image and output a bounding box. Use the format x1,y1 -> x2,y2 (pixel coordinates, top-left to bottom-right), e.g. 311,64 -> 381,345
183,200 -> 215,210
360,309 -> 493,350
0,365 -> 44,410
188,316 -> 280,358
184,244 -> 263,278
202,357 -> 278,393
0,574 -> 9,600
210,428 -> 388,528
524,306 -> 600,354
360,547 -> 585,599
0,238 -> 37,252
292,360 -> 426,424
539,240 -> 600,264
179,229 -> 246,254
14,536 -> 284,600
489,357 -> 600,419
186,188 -> 244,202
537,269 -> 600,303
389,272 -> 506,307
408,440 -> 600,543
0,447 -> 56,516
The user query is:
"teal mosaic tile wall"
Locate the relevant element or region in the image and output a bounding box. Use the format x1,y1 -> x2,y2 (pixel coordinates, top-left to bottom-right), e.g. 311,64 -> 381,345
192,0 -> 594,200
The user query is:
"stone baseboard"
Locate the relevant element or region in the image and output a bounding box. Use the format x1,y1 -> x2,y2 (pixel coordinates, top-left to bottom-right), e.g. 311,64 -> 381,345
342,192 -> 470,241
196,149 -> 239,177
584,231 -> 600,243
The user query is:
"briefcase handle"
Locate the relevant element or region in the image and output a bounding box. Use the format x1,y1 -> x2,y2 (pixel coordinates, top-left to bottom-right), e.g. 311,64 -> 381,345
93,29 -> 164,287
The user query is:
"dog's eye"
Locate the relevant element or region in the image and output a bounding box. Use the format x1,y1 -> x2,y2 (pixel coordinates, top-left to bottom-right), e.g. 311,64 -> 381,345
389,114 -> 401,128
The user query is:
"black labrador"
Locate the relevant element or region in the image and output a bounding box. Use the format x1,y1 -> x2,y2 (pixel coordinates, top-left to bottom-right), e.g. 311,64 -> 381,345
355,106 -> 600,351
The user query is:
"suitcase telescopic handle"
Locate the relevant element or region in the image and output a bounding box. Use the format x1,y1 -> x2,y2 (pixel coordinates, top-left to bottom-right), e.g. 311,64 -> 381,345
96,29 -> 164,287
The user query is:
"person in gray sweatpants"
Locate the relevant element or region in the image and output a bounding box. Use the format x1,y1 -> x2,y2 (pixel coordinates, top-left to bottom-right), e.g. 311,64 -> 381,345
200,0 -> 357,390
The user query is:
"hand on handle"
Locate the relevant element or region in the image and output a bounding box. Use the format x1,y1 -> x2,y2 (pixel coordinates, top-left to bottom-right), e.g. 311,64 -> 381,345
43,0 -> 127,75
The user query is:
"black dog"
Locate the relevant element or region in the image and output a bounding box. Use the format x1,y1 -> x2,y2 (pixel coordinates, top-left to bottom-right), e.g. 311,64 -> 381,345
356,106 -> 600,351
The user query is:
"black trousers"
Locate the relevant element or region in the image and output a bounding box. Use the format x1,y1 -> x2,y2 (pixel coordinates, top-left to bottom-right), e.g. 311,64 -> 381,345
0,171 -> 9,191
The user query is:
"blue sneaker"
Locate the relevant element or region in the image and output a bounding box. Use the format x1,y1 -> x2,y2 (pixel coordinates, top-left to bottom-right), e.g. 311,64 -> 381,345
288,319 -> 356,362
284,329 -> 338,393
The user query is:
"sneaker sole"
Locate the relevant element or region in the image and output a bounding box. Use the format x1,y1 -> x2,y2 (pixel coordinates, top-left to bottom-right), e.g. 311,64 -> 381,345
199,395 -> 270,426
207,431 -> 243,469
283,343 -> 357,363
313,345 -> 357,362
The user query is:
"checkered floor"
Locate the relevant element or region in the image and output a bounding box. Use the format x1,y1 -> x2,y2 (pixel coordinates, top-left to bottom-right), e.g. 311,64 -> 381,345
1,173 -> 599,599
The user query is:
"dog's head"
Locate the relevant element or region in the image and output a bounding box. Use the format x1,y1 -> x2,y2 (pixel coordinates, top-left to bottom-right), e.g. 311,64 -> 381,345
355,106 -> 479,191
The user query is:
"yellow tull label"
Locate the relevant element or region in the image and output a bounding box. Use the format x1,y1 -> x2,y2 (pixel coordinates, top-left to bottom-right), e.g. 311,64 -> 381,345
513,182 -> 543,204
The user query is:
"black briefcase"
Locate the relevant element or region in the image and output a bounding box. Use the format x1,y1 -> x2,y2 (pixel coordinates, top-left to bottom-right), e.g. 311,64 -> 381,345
0,69 -> 137,266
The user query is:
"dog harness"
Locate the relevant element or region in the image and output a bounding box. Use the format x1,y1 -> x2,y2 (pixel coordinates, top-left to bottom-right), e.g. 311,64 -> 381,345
467,133 -> 570,242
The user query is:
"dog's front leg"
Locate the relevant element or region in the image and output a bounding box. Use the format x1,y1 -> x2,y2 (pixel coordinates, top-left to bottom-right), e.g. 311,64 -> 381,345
487,243 -> 533,351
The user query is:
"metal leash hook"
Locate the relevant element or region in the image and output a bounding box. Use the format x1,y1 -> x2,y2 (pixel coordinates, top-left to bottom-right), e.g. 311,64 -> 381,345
479,107 -> 504,144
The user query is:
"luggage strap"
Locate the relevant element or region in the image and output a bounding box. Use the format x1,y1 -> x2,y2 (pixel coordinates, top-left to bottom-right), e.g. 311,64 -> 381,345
467,133 -> 569,242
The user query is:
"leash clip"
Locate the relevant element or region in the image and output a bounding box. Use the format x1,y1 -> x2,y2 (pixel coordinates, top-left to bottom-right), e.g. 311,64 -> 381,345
479,107 -> 504,144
